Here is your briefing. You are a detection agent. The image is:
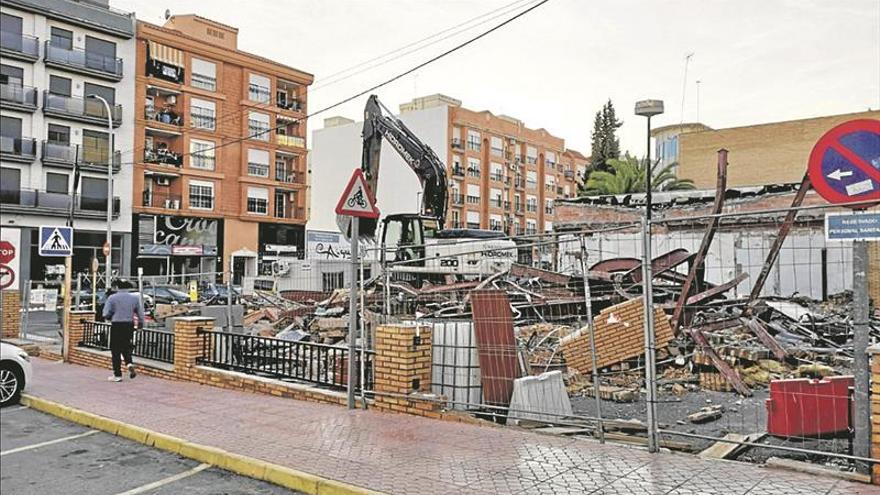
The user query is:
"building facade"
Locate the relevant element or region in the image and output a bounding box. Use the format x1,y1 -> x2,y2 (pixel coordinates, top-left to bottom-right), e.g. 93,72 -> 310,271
311,94 -> 587,238
655,110 -> 880,188
0,0 -> 136,287
132,15 -> 312,283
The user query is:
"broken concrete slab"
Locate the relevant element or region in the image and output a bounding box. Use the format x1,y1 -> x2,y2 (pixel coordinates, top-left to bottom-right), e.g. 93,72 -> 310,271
508,370 -> 573,425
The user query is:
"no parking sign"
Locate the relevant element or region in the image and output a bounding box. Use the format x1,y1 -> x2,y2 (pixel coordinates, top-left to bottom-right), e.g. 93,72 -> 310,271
807,119 -> 880,206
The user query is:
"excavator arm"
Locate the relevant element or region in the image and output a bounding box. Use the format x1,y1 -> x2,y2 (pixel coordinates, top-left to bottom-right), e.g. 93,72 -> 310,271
359,95 -> 448,237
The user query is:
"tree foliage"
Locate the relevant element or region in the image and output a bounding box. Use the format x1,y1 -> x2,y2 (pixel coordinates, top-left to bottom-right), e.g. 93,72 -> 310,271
589,100 -> 623,173
582,154 -> 696,196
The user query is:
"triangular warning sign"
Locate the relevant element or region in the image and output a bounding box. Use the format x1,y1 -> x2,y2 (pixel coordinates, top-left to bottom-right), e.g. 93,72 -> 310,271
335,169 -> 380,219
41,227 -> 71,253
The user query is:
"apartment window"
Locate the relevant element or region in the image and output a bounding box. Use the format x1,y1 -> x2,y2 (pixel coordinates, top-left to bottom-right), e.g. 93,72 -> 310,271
84,82 -> 115,119
467,130 -> 481,151
247,186 -> 269,215
84,36 -> 117,72
48,75 -> 71,97
546,151 -> 557,167
526,171 -> 538,190
467,157 -> 481,178
248,112 -> 270,141
490,136 -> 503,156
46,172 -> 68,194
490,162 -> 504,182
1,65 -> 23,87
191,98 -> 216,130
82,129 -> 109,164
47,124 -> 70,144
191,58 -> 216,91
489,215 -> 502,231
466,211 -> 480,229
80,177 -> 108,211
190,139 -> 215,170
526,146 -> 538,164
526,195 -> 538,212
0,167 -> 21,204
526,220 -> 537,235
545,199 -> 554,214
491,188 -> 503,208
50,27 -> 73,49
466,184 -> 480,205
544,221 -> 553,233
248,74 -> 271,103
545,174 -> 555,191
451,154 -> 462,174
247,148 -> 270,177
450,210 -> 460,228
188,180 -> 214,210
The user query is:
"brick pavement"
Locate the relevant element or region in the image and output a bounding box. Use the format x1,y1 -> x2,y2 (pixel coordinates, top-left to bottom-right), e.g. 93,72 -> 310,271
25,358 -> 879,495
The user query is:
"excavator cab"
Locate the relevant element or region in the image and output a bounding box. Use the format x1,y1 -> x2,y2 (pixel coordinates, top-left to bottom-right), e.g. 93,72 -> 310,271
380,214 -> 439,266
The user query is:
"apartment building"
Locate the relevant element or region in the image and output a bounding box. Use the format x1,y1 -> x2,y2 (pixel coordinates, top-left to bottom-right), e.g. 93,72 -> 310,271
132,15 -> 312,282
311,94 -> 586,238
0,0 -> 135,287
653,110 -> 880,188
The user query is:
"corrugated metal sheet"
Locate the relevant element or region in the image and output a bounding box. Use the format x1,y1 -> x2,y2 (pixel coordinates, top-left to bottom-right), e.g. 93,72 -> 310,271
508,370 -> 572,424
471,290 -> 518,407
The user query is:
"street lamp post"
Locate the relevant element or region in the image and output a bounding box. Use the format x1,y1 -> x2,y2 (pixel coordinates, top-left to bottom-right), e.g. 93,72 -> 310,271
87,94 -> 114,289
634,99 -> 664,453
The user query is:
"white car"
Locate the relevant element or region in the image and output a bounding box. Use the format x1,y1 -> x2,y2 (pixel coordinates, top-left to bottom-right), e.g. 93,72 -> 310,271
1,342 -> 33,407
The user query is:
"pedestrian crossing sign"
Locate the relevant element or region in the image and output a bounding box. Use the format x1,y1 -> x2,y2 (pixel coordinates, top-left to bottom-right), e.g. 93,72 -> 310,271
39,226 -> 74,257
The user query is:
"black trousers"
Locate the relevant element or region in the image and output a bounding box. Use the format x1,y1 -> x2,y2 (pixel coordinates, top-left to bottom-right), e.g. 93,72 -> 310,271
110,322 -> 134,377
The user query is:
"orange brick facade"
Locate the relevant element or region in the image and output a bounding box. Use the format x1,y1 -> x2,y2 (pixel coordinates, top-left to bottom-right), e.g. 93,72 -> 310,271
871,346 -> 879,484
132,16 -> 313,275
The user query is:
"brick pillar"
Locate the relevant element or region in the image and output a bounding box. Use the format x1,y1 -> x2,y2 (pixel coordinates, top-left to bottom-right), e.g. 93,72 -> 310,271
1,290 -> 21,339
173,317 -> 213,376
870,345 -> 880,484
374,324 -> 440,416
64,310 -> 93,353
868,241 -> 879,306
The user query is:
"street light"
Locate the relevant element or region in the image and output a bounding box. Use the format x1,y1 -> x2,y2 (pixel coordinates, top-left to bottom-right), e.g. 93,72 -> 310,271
634,99 -> 664,454
86,94 -> 115,289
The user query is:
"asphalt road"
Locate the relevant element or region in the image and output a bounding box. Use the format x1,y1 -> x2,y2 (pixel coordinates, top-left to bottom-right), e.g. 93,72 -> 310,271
0,406 -> 303,495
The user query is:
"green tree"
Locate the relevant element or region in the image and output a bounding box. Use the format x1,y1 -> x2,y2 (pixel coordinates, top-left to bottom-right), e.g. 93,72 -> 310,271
589,100 -> 623,173
582,154 -> 696,196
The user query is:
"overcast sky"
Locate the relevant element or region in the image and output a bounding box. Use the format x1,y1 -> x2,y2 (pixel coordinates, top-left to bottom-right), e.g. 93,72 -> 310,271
115,0 -> 879,155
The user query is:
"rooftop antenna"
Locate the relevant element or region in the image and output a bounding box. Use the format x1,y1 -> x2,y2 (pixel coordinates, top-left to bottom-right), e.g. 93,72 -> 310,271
679,52 -> 694,126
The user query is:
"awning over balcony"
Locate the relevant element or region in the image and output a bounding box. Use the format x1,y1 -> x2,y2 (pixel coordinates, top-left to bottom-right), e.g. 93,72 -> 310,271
148,40 -> 183,67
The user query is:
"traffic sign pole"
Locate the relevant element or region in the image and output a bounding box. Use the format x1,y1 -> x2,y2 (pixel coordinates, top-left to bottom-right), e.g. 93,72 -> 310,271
62,255 -> 72,361
347,217 -> 359,410
853,240 -> 870,474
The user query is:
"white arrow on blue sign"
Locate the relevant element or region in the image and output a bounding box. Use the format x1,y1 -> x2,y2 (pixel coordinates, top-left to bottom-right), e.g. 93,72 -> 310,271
38,226 -> 74,257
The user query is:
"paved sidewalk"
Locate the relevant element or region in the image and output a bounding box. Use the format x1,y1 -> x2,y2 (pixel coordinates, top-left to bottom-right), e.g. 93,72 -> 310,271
25,358 -> 878,494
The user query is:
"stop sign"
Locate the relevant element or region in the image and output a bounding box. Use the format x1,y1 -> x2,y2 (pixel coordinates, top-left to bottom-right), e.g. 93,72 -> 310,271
0,240 -> 14,264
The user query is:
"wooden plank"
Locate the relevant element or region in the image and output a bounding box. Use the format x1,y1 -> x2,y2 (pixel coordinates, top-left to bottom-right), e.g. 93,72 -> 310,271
742,317 -> 787,360
689,329 -> 752,396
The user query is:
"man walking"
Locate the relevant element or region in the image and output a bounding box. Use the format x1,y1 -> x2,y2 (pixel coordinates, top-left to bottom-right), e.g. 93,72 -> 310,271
102,279 -> 144,382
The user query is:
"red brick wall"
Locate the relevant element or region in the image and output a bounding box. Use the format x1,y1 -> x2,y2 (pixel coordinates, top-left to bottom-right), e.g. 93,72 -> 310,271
1,290 -> 21,339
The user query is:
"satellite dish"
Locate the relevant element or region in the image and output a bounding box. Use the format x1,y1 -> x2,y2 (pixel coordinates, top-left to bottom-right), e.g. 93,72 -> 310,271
164,9 -> 171,20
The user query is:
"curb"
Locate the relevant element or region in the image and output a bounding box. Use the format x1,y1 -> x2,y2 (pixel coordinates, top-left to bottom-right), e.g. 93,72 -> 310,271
21,394 -> 385,495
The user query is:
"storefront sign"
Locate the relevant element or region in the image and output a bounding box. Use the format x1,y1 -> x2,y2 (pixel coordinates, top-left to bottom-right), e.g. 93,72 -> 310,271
154,216 -> 218,246
172,245 -> 205,256
307,230 -> 352,260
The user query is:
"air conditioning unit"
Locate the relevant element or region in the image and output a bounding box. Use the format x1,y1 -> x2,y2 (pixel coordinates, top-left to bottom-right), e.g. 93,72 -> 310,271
166,95 -> 177,104
155,176 -> 170,186
288,192 -> 296,201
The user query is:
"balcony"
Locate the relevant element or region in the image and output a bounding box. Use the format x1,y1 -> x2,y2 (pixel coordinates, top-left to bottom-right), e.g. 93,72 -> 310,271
41,141 -> 76,166
545,207 -> 554,215
144,106 -> 183,127
451,138 -> 463,150
142,190 -> 181,210
0,83 -> 37,112
144,148 -> 182,167
44,41 -> 123,81
451,194 -> 464,205
275,168 -> 304,185
514,178 -> 524,190
489,173 -> 504,182
43,92 -> 122,127
451,166 -> 464,177
277,134 -> 305,149
0,32 -> 39,62
0,137 -> 36,163
491,198 -> 503,209
275,95 -> 305,113
564,170 -> 575,179
1,188 -> 120,219
80,149 -> 122,173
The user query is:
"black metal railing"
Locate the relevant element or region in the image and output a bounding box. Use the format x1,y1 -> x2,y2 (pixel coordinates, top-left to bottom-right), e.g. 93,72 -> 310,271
144,148 -> 183,167
197,330 -> 374,391
143,190 -> 182,209
80,321 -> 174,364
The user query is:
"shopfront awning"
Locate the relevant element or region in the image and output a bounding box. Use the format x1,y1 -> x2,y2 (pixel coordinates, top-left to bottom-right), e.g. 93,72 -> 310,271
148,40 -> 184,68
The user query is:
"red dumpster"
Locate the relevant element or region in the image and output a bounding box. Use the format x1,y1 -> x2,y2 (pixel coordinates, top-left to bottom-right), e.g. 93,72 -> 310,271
766,375 -> 853,437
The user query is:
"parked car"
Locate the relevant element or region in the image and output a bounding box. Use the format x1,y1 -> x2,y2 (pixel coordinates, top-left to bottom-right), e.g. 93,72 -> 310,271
143,286 -> 190,305
1,342 -> 33,407
199,284 -> 241,305
76,290 -> 154,316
